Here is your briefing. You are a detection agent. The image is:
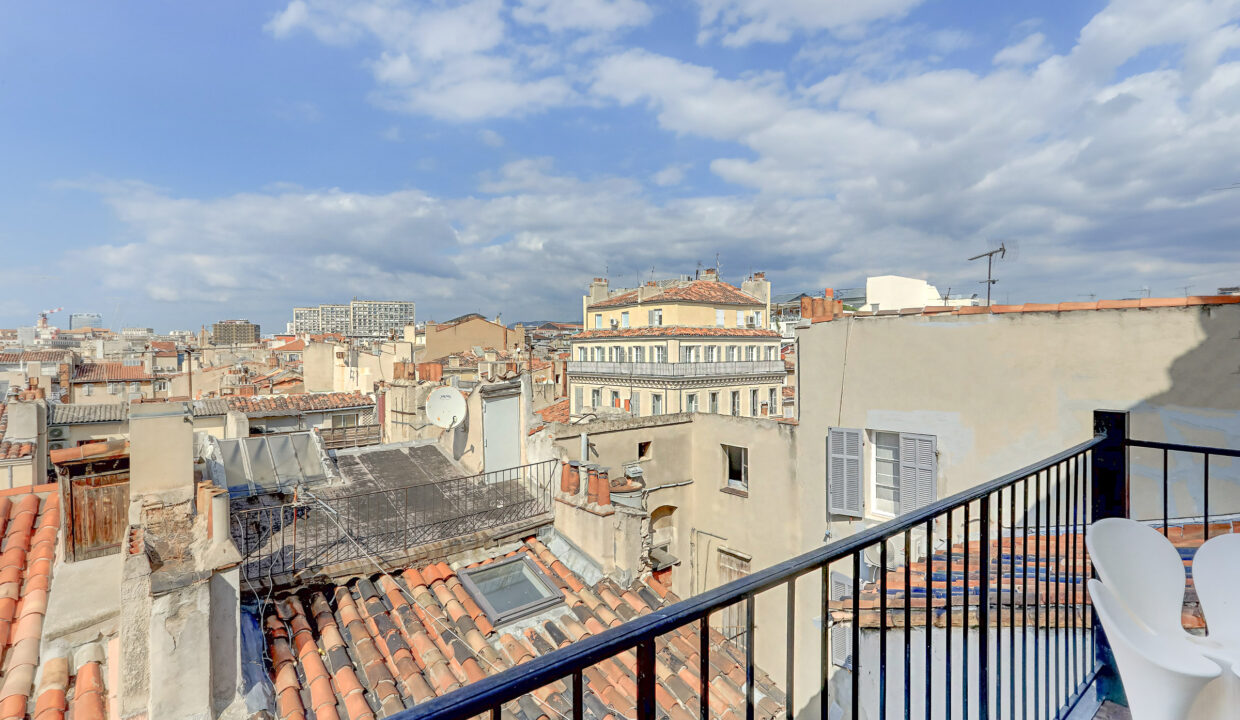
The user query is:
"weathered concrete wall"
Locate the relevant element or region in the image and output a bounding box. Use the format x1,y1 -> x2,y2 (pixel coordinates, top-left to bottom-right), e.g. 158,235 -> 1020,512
424,317 -> 522,360
129,402 -> 193,500
149,582 -> 212,720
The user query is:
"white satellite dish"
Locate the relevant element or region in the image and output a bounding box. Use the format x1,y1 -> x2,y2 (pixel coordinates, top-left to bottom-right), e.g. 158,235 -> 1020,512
426,387 -> 467,429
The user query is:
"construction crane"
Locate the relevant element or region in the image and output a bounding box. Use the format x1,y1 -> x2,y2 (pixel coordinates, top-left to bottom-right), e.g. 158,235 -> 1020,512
37,307 -> 62,329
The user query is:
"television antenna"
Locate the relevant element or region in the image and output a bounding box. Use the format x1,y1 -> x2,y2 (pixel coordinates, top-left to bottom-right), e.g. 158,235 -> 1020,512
968,243 -> 1007,306
1132,286 -> 1151,298
1181,285 -> 1193,297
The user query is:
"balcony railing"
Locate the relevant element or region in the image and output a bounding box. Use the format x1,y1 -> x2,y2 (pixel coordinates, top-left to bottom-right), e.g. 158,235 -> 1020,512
392,410 -> 1234,720
568,360 -> 786,378
230,459 -> 558,584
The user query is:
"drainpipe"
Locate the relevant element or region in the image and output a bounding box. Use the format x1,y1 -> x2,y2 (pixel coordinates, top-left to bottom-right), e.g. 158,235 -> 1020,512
580,432 -> 588,462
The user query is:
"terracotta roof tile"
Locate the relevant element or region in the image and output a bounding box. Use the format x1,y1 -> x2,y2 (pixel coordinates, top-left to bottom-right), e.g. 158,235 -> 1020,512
0,351 -> 72,366
589,281 -> 762,310
572,327 -> 779,340
71,363 -> 153,383
274,340 -> 306,352
260,538 -> 785,720
225,391 -> 373,416
535,400 -> 569,425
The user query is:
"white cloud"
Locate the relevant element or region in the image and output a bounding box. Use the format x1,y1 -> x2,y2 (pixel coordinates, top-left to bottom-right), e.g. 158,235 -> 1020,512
512,0 -> 652,32
479,129 -> 505,147
993,33 -> 1052,66
694,0 -> 924,46
652,164 -> 688,186
380,125 -> 402,142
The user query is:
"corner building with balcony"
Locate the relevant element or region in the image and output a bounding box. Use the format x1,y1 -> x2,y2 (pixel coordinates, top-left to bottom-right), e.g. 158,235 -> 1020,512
568,269 -> 786,419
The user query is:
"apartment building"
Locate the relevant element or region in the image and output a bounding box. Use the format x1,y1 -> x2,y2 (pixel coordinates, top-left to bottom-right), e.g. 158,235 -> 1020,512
68,312 -> 103,330
210,319 -> 260,345
291,299 -> 416,338
568,269 -> 785,419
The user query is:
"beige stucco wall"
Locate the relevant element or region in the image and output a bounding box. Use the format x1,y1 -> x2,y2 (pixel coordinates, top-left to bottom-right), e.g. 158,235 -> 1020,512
570,336 -> 779,361
302,342 -> 337,393
423,318 -> 522,361
796,304 -> 1240,533
70,381 -> 159,405
129,402 -> 194,501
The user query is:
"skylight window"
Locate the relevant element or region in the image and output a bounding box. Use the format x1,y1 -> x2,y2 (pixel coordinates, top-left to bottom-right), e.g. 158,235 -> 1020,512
459,555 -> 563,625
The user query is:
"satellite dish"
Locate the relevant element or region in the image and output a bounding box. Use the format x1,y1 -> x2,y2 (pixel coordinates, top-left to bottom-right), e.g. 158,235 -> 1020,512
426,387 -> 467,429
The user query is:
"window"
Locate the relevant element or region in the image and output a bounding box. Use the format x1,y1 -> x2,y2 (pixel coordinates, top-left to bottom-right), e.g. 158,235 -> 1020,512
686,394 -> 698,413
594,314 -> 602,329
874,432 -> 901,516
631,393 -> 640,416
750,389 -> 759,417
723,445 -> 748,492
769,388 -> 777,415
872,432 -> 937,516
652,346 -> 666,362
574,387 -> 583,413
736,310 -> 744,327
745,345 -> 756,361
332,413 -> 359,429
648,309 -> 663,326
709,392 -> 719,413
108,383 -> 119,395
611,390 -> 621,408
129,382 -> 140,393
621,311 -> 630,328
652,394 -> 663,415
578,348 -> 587,361
592,347 -> 603,361
459,555 -> 563,625
610,346 -> 623,362
591,388 -> 601,408
716,309 -> 725,327
638,441 -> 652,459
706,345 -> 719,362
83,384 -> 92,397
632,346 -> 645,362
828,428 -> 863,517
717,550 -> 751,650
726,346 -> 737,361
730,391 -> 740,416
681,345 -> 700,362
754,311 -> 763,327
764,346 -> 775,361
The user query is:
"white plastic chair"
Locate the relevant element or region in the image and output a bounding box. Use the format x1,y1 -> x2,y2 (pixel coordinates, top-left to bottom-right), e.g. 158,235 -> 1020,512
1088,579 -> 1221,720
1187,533 -> 1240,669
1086,518 -> 1191,639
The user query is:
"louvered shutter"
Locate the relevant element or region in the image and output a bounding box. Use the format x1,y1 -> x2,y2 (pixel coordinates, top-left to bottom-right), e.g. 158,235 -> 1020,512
898,433 -> 937,515
630,393 -> 640,416
573,387 -> 582,413
830,573 -> 853,667
827,428 -> 863,517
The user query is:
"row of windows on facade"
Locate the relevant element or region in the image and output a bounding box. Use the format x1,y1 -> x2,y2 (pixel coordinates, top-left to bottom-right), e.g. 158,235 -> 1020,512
81,380 -> 168,395
593,309 -> 763,330
576,344 -> 777,362
573,387 -> 778,418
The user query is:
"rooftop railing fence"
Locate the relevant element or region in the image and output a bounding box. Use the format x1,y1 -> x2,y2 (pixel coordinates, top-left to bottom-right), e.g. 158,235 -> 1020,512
392,410 -> 1235,720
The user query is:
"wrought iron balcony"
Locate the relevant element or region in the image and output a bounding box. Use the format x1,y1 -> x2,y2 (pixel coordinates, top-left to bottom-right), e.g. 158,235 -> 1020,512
568,360 -> 786,378
391,411 -> 1236,720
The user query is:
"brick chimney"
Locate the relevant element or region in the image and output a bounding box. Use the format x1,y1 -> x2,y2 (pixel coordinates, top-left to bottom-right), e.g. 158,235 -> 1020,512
701,268 -> 718,282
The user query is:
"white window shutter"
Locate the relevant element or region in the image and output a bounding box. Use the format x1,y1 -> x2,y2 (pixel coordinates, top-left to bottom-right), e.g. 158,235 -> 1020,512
830,573 -> 853,668
899,433 -> 937,514
827,428 -> 863,517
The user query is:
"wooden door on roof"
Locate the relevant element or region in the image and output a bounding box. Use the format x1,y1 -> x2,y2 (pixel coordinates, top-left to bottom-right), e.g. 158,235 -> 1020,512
68,473 -> 130,561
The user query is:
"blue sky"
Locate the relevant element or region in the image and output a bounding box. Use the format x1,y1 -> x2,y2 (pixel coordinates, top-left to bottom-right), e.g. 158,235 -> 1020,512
1,0 -> 1238,332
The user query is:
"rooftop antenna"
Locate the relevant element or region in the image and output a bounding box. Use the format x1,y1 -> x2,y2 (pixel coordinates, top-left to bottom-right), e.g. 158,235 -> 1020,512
941,287 -> 952,305
1078,293 -> 1097,301
1132,286 -> 1151,298
967,242 -> 1007,306
1181,285 -> 1193,297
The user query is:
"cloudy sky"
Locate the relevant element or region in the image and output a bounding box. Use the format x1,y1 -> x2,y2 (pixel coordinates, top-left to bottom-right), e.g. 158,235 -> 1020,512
2,0 -> 1239,332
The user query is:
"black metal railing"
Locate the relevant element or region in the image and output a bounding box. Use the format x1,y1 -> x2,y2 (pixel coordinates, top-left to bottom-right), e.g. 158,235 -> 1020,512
389,409 -> 1237,720
392,416 -> 1125,720
231,459 -> 558,584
